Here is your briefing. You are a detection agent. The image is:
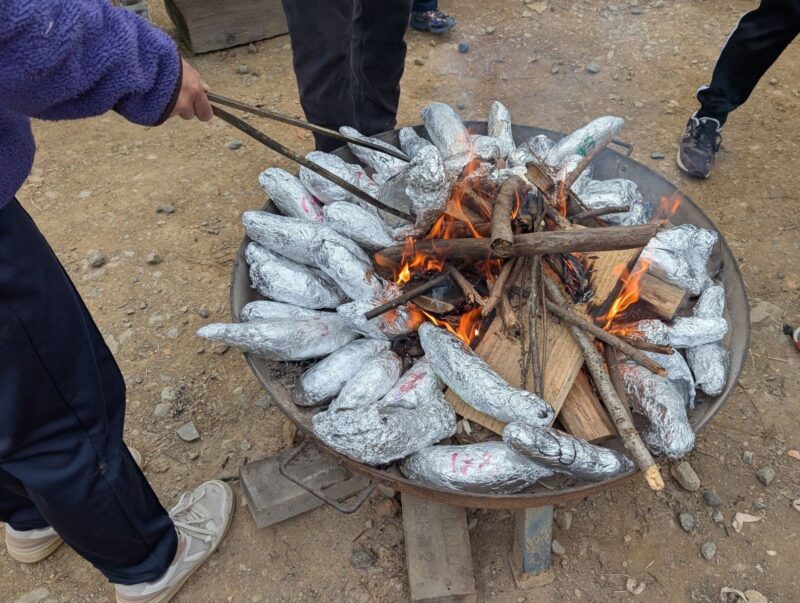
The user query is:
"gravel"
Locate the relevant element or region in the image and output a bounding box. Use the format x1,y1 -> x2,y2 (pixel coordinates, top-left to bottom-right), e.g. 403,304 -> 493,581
679,511 -> 696,533
703,491 -> 722,507
176,421 -> 201,442
701,542 -> 717,561
756,467 -> 776,487
88,251 -> 106,268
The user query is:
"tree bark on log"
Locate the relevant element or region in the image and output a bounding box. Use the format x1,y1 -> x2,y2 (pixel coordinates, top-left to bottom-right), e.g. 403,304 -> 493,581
490,177 -> 520,258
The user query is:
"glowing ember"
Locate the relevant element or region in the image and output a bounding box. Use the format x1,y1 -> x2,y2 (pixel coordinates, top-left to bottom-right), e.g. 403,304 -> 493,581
652,195 -> 683,222
598,259 -> 651,330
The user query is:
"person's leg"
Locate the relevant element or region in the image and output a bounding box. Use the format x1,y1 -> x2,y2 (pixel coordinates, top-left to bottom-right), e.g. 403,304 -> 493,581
281,0 -> 355,151
696,0 -> 800,124
0,199 -> 177,584
409,0 -> 456,33
412,0 -> 437,11
351,0 -> 413,136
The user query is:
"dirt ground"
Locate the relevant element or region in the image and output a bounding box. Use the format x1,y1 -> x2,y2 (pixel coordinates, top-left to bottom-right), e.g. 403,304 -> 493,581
3,1 -> 800,601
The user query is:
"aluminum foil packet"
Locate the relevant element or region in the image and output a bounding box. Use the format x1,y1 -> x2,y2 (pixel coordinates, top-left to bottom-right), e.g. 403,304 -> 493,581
242,211 -> 369,269
687,285 -> 729,396
507,144 -> 536,169
640,224 -> 718,295
581,179 -> 649,225
470,134 -> 504,163
322,202 -> 394,250
312,238 -> 388,301
627,317 -> 728,349
293,339 -> 391,407
380,145 -> 451,239
337,298 -> 423,340
245,243 -> 345,309
527,135 -> 556,162
421,102 -> 471,160
328,350 -> 402,412
197,316 -> 356,361
401,442 -> 553,494
487,101 -> 515,158
645,350 -> 696,408
312,357 -> 457,465
399,127 -> 435,159
419,323 -> 555,425
490,166 -> 529,186
239,300 -> 326,322
545,116 -> 625,173
299,151 -> 381,214
619,360 -> 695,458
258,167 -> 323,222
571,164 -> 594,197
339,126 -> 408,180
503,423 -> 634,482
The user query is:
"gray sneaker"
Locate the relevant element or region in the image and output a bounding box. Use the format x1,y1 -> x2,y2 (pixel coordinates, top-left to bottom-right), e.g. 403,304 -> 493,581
115,480 -> 234,603
677,114 -> 722,178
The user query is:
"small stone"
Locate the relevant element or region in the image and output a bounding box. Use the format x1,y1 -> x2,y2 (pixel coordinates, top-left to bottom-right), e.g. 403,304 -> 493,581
211,343 -> 230,355
671,461 -> 700,491
711,509 -> 724,524
756,467 -> 775,487
149,314 -> 165,327
165,327 -> 179,340
374,497 -> 399,518
88,251 -> 106,268
188,450 -> 200,460
586,62 -> 601,74
364,519 -> 374,529
752,501 -> 767,511
13,588 -> 51,603
161,386 -> 176,402
551,66 -> 560,74
228,139 -> 243,150
414,58 -> 425,66
678,511 -> 696,533
650,151 -> 665,160
653,0 -> 665,7
554,509 -> 573,530
551,539 -> 566,556
458,41 -> 470,53
240,439 -> 252,451
255,397 -> 271,410
700,542 -> 716,561
236,64 -> 250,75
770,78 -> 778,85
634,101 -> 644,108
146,252 -> 163,265
176,421 -> 200,442
630,7 -> 643,14
777,271 -> 785,279
198,307 -> 210,318
703,491 -> 722,507
232,386 -> 244,398
484,26 -> 496,34
350,545 -> 376,569
742,450 -> 754,464
156,203 -> 175,214
247,43 -> 257,54
154,403 -> 171,418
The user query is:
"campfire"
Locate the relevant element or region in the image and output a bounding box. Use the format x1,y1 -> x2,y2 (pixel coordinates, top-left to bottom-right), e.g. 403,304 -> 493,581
199,101 -> 731,495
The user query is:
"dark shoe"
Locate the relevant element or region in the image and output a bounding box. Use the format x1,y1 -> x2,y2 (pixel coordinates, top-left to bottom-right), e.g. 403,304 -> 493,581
677,114 -> 722,178
410,10 -> 456,34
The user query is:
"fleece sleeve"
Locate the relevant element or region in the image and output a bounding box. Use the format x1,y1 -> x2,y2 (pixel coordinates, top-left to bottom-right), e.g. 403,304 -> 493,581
0,0 -> 181,126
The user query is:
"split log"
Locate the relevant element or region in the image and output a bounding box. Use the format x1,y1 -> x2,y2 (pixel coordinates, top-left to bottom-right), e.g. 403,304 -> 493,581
490,177 -> 520,257
464,188 -> 494,220
543,300 -> 667,377
375,224 -> 662,264
558,372 -> 616,443
638,273 -> 687,321
544,277 -> 664,492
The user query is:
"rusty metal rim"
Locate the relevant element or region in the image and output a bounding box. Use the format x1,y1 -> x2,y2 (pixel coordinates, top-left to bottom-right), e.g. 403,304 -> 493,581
229,122 -> 749,509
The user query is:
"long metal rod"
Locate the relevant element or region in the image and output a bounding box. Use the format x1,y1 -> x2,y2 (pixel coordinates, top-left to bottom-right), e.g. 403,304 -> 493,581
211,106 -> 414,221
208,92 -> 410,161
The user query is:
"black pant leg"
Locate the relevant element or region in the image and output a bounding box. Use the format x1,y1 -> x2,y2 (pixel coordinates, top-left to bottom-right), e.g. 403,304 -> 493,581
351,0 -> 413,136
282,0 -> 355,151
0,199 -> 177,585
697,0 -> 800,121
0,466 -> 48,531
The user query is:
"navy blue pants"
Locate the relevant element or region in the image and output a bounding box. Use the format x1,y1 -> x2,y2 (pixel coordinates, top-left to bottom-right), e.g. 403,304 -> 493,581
697,0 -> 800,125
281,0 -> 412,151
0,199 -> 177,585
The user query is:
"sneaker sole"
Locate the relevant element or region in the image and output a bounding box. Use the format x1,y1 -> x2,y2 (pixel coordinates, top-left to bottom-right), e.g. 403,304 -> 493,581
129,481 -> 235,603
676,147 -> 710,179
7,535 -> 64,564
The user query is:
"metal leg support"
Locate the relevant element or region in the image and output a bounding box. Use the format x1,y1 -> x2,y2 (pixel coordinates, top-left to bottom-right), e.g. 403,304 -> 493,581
508,505 -> 555,588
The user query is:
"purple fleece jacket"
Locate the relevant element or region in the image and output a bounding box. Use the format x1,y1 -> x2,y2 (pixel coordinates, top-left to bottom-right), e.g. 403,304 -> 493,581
0,0 -> 182,208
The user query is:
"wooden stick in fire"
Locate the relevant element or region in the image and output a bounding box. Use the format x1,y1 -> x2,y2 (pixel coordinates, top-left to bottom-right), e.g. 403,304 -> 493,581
544,277 -> 665,492
446,263 -> 486,306
375,223 -> 663,264
463,188 -> 494,220
490,176 -> 521,258
482,258 -> 518,317
526,255 -> 544,396
498,295 -> 520,336
542,299 -> 667,377
364,272 -> 450,320
570,205 -> 631,223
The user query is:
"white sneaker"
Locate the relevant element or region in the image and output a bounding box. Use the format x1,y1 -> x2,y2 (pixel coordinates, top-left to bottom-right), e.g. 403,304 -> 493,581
114,480 -> 234,603
5,445 -> 143,564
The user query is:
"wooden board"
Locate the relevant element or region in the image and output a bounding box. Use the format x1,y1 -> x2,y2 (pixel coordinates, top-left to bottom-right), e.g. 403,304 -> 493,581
444,247 -> 641,438
558,371 -> 616,442
164,0 -> 288,54
402,493 -> 478,603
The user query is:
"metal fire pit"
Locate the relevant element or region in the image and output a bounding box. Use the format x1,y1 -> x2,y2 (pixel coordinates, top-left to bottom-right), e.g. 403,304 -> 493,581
229,122 -> 750,510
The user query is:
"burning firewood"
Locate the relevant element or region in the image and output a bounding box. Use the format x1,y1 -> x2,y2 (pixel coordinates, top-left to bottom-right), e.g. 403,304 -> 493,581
400,441 -> 553,494
482,258 -> 519,317
337,298 -> 423,340
489,176 -> 520,258
503,423 -> 634,482
447,263 -> 486,307
363,272 -> 450,320
293,339 -> 391,407
258,167 -> 323,222
419,323 -> 555,426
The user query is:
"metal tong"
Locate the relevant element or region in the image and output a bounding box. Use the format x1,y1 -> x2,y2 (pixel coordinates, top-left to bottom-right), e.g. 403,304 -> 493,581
207,93 -> 414,222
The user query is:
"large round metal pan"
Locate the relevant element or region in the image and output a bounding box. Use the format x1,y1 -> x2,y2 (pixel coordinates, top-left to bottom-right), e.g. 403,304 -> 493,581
229,122 -> 750,509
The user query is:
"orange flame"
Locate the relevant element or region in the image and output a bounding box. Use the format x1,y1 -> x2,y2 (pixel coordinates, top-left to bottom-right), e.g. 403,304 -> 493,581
421,306 -> 484,346
598,259 -> 651,330
652,195 -> 683,222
